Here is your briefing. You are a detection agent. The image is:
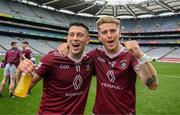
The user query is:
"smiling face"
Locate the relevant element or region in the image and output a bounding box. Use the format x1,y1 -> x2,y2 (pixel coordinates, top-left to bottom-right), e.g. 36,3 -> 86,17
67,26 -> 89,59
98,22 -> 121,54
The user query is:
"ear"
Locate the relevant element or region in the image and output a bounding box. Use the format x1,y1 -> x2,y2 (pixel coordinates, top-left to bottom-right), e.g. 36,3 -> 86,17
65,36 -> 69,43
86,37 -> 90,45
118,29 -> 121,37
97,33 -> 102,42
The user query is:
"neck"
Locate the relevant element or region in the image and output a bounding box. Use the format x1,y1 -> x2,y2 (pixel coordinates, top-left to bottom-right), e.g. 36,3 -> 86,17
68,52 -> 84,63
69,52 -> 83,60
105,44 -> 121,54
104,44 -> 124,59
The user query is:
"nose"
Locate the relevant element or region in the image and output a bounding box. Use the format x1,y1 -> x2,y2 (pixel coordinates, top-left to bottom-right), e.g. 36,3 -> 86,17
72,34 -> 79,40
107,31 -> 112,38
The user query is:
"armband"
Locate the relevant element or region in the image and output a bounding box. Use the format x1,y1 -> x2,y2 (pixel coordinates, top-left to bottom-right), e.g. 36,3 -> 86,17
138,54 -> 149,65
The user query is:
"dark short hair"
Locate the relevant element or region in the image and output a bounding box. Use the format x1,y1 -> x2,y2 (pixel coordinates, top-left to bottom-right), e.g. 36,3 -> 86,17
22,41 -> 29,44
11,42 -> 17,46
69,22 -> 89,33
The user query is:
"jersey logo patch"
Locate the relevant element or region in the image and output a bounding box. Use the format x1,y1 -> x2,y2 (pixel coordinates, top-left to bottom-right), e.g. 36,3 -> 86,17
106,70 -> 115,83
73,75 -> 83,90
120,60 -> 127,69
108,61 -> 116,68
98,57 -> 105,63
60,64 -> 70,69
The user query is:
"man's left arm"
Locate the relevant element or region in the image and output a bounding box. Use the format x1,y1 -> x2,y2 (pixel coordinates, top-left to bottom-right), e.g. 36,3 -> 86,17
125,40 -> 159,90
135,58 -> 159,90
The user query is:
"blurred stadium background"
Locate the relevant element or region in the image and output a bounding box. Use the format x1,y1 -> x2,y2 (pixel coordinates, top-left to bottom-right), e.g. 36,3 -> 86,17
0,0 -> 180,114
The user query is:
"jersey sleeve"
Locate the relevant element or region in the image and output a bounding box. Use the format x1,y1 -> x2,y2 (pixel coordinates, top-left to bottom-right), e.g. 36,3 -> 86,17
86,49 -> 97,76
86,49 -> 96,58
3,51 -> 8,65
130,54 -> 139,71
35,53 -> 54,77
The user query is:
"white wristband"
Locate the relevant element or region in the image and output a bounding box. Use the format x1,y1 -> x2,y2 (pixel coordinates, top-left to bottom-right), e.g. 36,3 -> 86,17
138,54 -> 149,65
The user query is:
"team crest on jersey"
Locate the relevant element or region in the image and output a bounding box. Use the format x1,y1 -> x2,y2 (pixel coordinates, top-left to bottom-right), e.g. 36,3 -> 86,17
86,64 -> 91,71
98,57 -> 105,63
120,60 -> 127,69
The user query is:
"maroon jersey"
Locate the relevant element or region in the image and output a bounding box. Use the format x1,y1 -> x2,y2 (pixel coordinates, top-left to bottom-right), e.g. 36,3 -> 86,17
88,46 -> 138,114
21,48 -> 32,59
4,48 -> 21,67
35,50 -> 94,114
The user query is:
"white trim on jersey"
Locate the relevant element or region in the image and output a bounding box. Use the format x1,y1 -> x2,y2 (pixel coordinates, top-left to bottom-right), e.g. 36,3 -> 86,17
102,45 -> 126,59
76,65 -> 81,72
68,53 -> 86,64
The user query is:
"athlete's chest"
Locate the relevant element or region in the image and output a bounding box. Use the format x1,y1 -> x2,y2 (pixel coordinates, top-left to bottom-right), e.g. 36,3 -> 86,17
94,53 -> 135,85
95,54 -> 131,72
49,61 -> 93,84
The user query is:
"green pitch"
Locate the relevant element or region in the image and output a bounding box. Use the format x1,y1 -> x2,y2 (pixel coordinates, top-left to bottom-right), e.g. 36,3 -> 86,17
0,56 -> 180,114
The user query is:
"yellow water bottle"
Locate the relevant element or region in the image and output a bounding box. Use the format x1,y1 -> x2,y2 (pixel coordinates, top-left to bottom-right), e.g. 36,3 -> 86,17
14,73 -> 32,98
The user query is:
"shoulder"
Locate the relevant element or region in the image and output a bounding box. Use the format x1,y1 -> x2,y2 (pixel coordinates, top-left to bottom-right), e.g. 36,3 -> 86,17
81,54 -> 93,64
14,48 -> 21,51
15,49 -> 21,53
87,47 -> 103,57
24,48 -> 32,52
121,47 -> 134,57
40,51 -> 55,64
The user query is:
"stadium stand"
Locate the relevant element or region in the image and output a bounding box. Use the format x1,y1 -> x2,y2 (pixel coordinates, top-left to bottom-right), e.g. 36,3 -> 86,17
0,35 -> 20,50
146,47 -> 177,59
159,47 -> 180,63
141,46 -> 153,53
121,15 -> 180,32
0,45 -> 6,56
0,0 -> 179,63
42,40 -> 60,49
0,35 -> 42,55
24,38 -> 55,54
165,47 -> 180,58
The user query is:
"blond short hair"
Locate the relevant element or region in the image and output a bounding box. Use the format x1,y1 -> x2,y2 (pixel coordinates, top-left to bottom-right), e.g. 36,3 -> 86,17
96,16 -> 120,29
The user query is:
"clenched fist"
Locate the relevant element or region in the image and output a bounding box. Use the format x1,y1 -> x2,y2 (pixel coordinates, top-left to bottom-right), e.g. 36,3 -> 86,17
124,40 -> 144,59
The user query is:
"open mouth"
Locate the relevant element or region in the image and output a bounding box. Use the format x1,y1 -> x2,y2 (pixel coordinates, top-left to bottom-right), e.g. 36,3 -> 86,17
107,40 -> 114,44
72,42 -> 80,48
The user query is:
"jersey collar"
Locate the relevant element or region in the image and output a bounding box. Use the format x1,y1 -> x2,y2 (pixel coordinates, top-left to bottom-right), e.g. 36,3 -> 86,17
68,53 -> 86,64
103,44 -> 125,59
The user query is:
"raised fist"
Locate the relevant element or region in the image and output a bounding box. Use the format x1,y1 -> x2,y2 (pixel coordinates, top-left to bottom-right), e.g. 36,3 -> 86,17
124,40 -> 144,59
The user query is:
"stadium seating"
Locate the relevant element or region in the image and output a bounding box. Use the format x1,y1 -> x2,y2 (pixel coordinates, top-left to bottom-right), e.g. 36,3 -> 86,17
42,40 -> 60,49
0,0 -> 179,62
0,45 -> 6,55
19,38 -> 55,54
1,0 -> 180,32
0,35 -> 54,55
164,47 -> 180,58
0,35 -> 20,50
146,47 -> 174,59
